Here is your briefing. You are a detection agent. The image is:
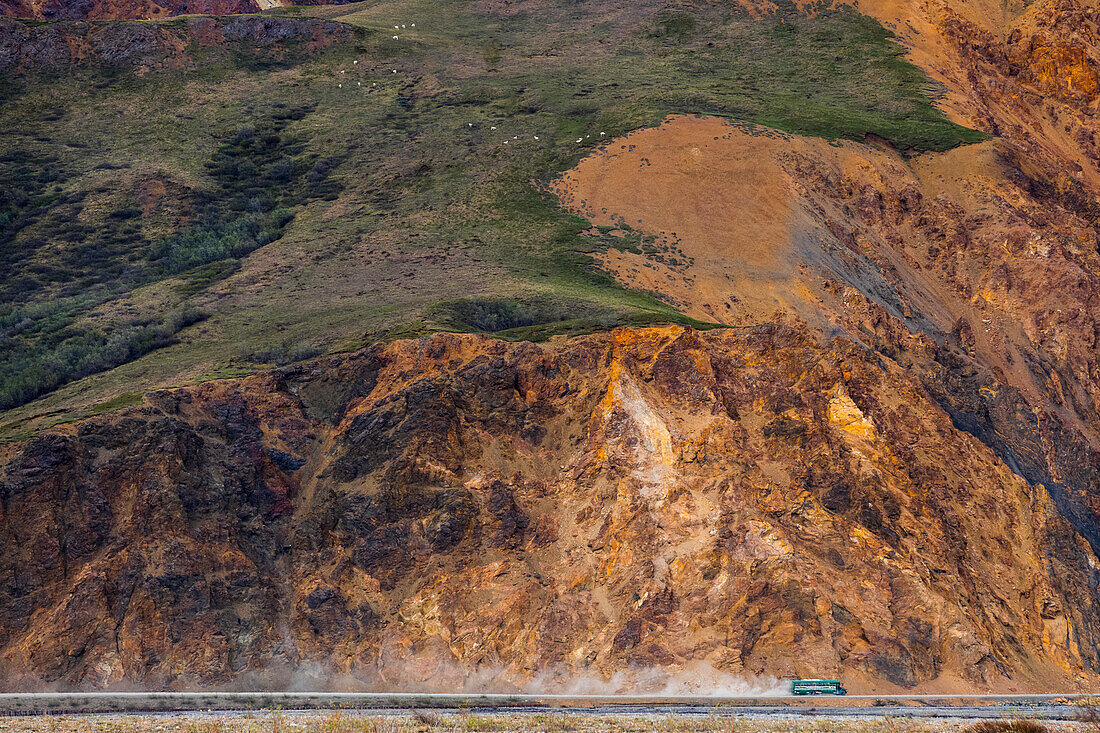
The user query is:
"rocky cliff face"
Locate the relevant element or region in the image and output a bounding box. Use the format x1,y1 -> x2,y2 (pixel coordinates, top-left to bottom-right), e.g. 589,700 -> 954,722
550,115 -> 1100,584
2,327 -> 1099,692
547,0 -> 1100,675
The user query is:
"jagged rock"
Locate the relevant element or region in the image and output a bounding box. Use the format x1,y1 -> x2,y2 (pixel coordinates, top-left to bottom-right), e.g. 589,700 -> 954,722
2,328 -> 1099,691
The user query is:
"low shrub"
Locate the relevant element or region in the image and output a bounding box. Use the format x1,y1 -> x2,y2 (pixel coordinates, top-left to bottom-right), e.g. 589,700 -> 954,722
240,340 -> 322,366
435,297 -> 610,333
0,305 -> 205,410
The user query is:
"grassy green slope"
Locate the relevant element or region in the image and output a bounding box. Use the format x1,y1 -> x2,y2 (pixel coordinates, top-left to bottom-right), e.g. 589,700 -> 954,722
0,0 -> 985,437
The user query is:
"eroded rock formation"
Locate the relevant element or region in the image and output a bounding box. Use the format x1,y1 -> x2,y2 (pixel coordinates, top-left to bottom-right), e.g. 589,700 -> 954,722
2,327 -> 1098,692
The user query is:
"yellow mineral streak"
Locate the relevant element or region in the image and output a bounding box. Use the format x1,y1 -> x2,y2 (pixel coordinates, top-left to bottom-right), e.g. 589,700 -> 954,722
597,356 -> 677,498
828,384 -> 876,439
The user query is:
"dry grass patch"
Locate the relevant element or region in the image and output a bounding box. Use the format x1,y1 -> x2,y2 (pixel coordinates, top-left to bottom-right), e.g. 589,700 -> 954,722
965,721 -> 1050,733
0,713 -> 1083,733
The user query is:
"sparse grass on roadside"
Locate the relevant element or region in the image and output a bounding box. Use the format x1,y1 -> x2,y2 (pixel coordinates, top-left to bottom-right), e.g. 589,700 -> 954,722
0,712 -> 1079,733
964,721 -> 1051,733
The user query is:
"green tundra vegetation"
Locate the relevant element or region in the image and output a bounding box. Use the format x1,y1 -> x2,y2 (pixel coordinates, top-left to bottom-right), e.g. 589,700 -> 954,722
0,0 -> 985,433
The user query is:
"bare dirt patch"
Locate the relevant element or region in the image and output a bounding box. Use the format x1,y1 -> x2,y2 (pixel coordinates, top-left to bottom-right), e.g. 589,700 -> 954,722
549,116 -> 908,329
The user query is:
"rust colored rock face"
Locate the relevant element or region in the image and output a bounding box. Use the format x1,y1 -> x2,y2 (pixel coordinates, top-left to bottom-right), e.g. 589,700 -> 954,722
2,327 -> 1100,691
0,0 -> 258,19
0,0 -> 357,20
0,15 -> 351,72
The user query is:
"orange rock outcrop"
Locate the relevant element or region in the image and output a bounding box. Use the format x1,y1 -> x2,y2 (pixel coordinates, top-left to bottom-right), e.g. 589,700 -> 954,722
2,327 -> 1100,692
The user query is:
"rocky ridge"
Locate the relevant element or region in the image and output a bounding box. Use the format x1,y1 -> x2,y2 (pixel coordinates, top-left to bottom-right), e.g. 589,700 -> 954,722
0,0 -> 354,21
0,14 -> 351,72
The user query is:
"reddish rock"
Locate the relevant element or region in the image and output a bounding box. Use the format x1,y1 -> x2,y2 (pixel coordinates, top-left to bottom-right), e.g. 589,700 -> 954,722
0,14 -> 351,72
2,329 -> 1099,691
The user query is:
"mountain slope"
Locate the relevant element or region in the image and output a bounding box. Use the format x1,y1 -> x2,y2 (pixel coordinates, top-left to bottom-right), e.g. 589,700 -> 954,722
2,0 -> 1100,693
543,0 -> 1100,593
3,327 -> 1098,691
0,0 -> 981,434
550,114 -> 1100,566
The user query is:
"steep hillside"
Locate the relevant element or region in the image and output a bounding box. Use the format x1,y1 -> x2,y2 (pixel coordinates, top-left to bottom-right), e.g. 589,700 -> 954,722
550,116 -> 1100,563
3,327 -> 1098,691
546,0 -> 1100,596
2,0 -> 1100,694
0,0 -> 979,436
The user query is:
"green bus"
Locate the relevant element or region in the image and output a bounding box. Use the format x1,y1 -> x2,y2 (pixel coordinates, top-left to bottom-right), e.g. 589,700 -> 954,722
791,679 -> 847,695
